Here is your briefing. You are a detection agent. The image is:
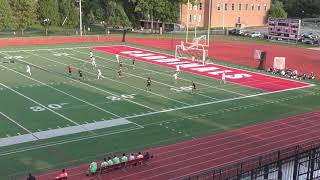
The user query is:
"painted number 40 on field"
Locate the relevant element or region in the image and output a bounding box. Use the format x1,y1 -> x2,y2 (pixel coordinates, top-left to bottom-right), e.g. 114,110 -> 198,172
30,103 -> 68,112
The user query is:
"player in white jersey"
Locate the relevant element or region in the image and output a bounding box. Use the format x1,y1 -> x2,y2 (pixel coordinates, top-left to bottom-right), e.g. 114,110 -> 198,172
26,65 -> 31,76
97,69 -> 104,79
173,71 -> 179,83
91,56 -> 97,68
176,65 -> 180,72
221,71 -> 226,84
116,54 -> 120,64
90,50 -> 93,59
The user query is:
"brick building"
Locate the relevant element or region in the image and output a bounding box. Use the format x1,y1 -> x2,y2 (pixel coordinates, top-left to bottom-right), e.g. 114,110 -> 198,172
180,0 -> 271,28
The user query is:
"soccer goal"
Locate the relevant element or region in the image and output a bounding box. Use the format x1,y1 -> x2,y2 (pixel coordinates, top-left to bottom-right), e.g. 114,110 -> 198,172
176,0 -> 211,65
175,40 -> 208,65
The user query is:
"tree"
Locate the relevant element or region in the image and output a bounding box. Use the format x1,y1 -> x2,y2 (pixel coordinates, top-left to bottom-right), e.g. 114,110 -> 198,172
10,0 -> 37,35
269,1 -> 288,18
129,0 -> 181,33
59,0 -> 79,31
105,1 -> 131,41
37,0 -> 60,35
275,0 -> 320,18
0,0 -> 15,30
83,0 -> 105,25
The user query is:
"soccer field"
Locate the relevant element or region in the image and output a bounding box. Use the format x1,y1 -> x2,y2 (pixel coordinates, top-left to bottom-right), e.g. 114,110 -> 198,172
0,42 -> 319,179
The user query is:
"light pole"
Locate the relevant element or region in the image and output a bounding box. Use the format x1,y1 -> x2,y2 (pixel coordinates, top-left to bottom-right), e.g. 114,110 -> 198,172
79,0 -> 83,36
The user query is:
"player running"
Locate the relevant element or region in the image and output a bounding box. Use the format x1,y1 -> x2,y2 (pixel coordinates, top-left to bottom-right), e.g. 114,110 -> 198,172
116,54 -> 120,64
221,71 -> 226,84
146,77 -> 151,91
132,58 -> 135,69
91,56 -> 97,68
118,68 -> 122,79
119,61 -> 123,69
78,69 -> 83,80
191,81 -> 197,94
176,65 -> 180,72
173,71 -> 179,83
67,64 -> 72,76
90,50 -> 93,59
97,69 -> 104,79
26,65 -> 31,76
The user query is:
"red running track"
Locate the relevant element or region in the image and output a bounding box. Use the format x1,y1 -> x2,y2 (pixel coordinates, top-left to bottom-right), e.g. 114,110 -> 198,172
0,36 -> 318,77
33,111 -> 320,180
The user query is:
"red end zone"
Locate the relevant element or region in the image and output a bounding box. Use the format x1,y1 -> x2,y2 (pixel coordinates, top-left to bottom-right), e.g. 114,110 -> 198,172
94,45 -> 313,92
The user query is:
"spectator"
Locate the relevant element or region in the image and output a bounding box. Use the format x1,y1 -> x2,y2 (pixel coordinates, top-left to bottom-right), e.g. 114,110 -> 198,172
121,153 -> 128,163
113,155 -> 120,165
137,152 -> 144,159
144,152 -> 151,160
101,158 -> 108,168
55,169 -> 68,180
107,157 -> 113,166
87,161 -> 98,176
129,153 -> 135,161
309,72 -> 315,79
27,173 -> 36,180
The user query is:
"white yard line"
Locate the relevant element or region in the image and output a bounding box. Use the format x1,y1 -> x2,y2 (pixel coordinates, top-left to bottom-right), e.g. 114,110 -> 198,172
0,64 -> 121,119
49,49 -> 191,106
0,112 -> 39,140
0,82 -> 97,135
23,51 -> 157,112
72,48 -> 242,98
0,86 -> 315,156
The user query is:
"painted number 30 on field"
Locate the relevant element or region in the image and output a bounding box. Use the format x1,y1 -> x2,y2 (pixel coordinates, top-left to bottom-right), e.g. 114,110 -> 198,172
30,103 -> 68,112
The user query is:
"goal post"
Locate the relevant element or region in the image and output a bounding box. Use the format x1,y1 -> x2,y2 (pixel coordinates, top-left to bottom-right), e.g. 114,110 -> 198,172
175,41 -> 208,65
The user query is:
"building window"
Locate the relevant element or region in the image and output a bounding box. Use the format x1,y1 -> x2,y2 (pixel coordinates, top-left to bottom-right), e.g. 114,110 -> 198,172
232,3 -> 235,11
198,15 -> 201,22
188,3 -> 192,10
258,4 -> 261,11
193,15 -> 197,22
245,4 -> 248,11
217,3 -> 221,11
189,15 -> 192,22
239,4 -> 242,11
251,4 -> 254,11
225,3 -> 228,11
193,4 -> 197,10
264,4 -> 267,11
199,3 -> 202,10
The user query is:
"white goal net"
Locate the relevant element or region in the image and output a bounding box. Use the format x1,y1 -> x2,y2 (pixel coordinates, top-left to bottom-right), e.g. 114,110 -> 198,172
175,40 -> 208,65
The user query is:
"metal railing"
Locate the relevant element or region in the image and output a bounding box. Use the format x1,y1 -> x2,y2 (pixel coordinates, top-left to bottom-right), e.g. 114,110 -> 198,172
182,139 -> 320,180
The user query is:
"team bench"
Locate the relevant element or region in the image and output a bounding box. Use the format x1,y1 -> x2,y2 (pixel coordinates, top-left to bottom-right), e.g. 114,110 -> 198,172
87,153 -> 154,176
